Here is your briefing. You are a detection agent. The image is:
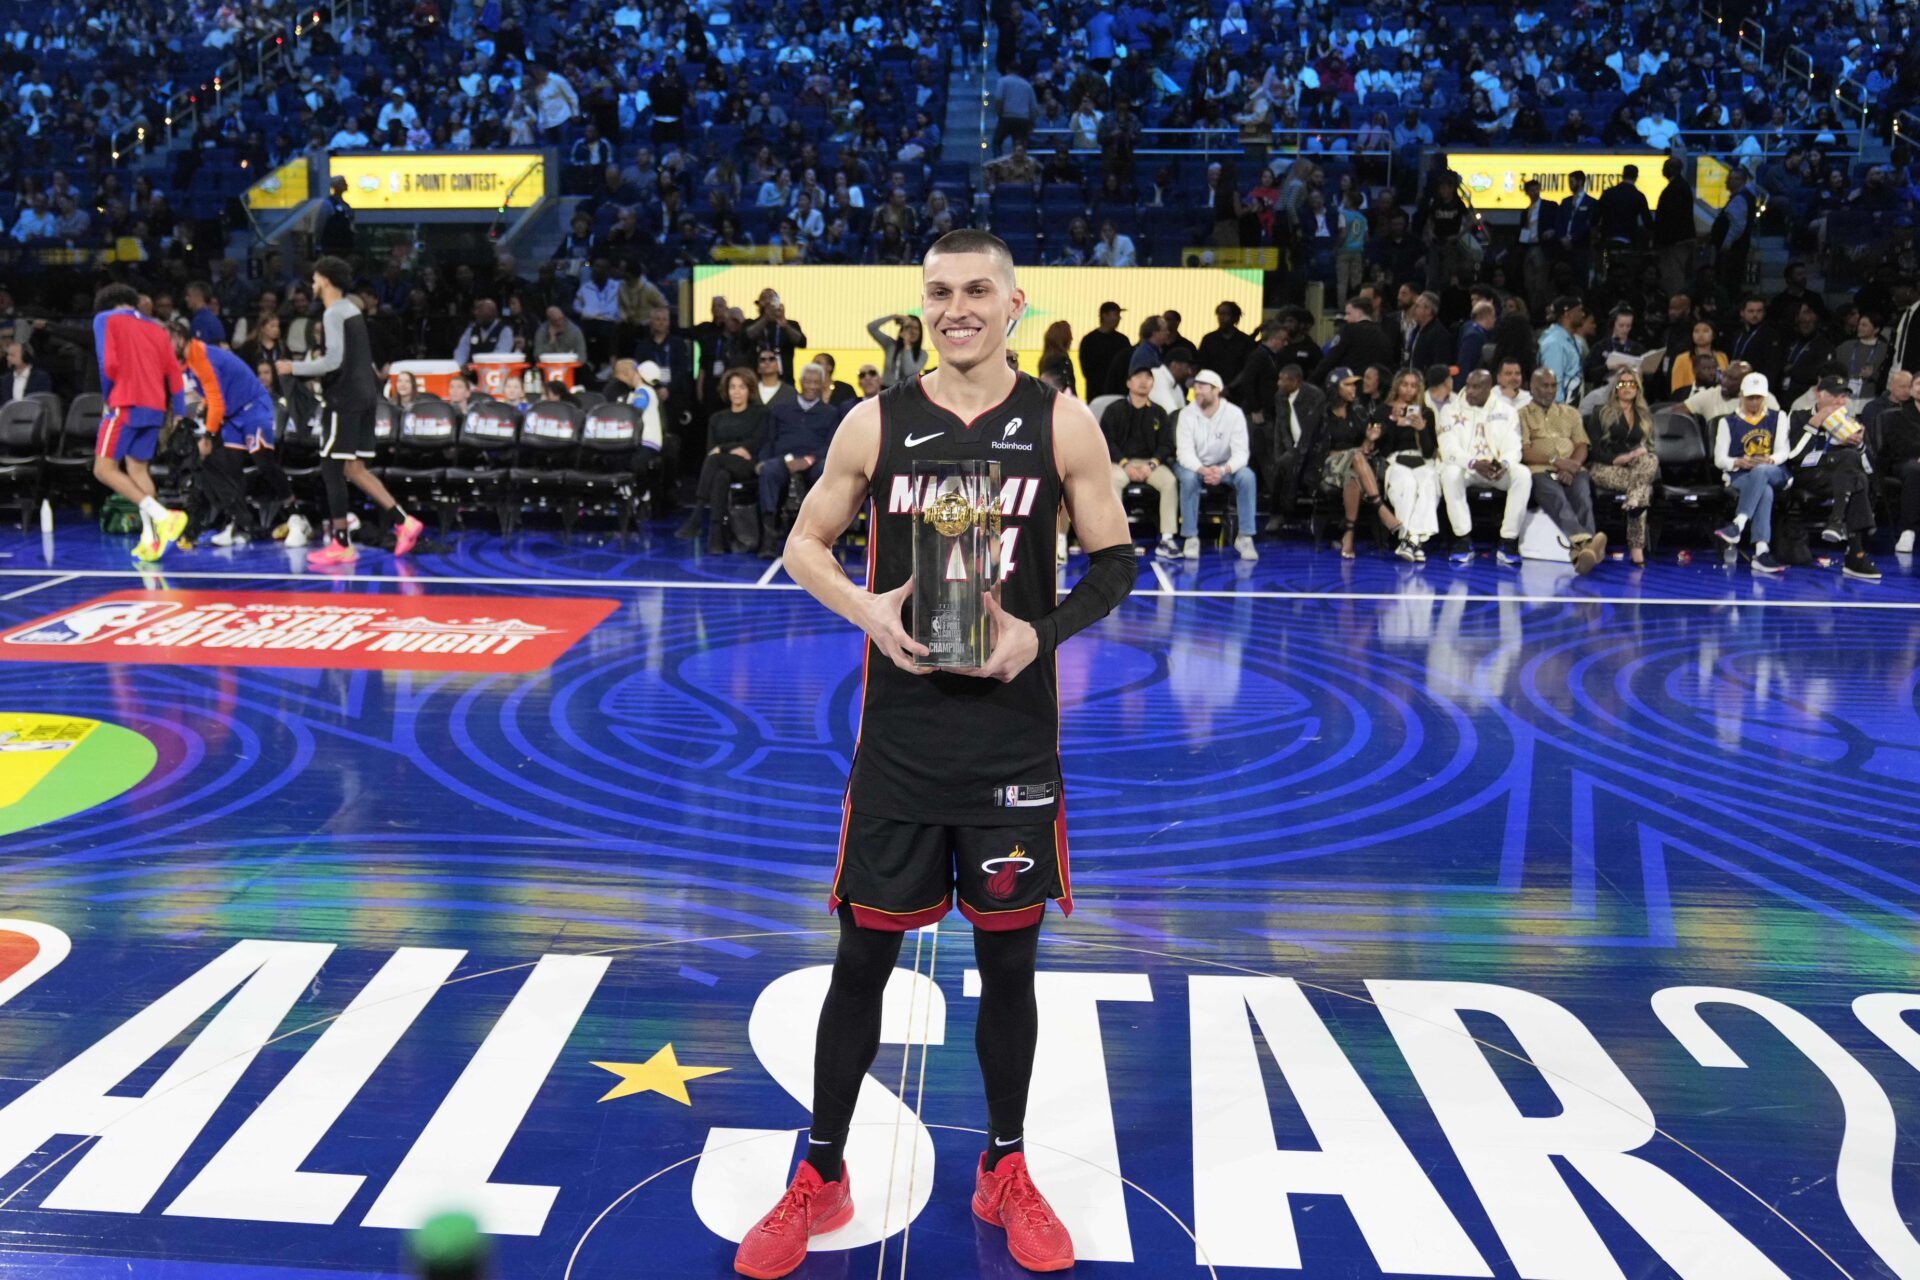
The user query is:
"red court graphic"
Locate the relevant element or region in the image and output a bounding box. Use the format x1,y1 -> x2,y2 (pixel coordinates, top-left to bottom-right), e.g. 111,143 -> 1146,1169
0,591 -> 619,673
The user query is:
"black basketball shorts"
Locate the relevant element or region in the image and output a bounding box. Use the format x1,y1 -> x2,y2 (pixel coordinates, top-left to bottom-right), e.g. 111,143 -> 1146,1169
322,406 -> 377,461
829,808 -> 1073,932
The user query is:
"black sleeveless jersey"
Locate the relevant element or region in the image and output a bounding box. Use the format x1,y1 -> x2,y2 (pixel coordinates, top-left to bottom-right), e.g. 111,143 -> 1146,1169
847,372 -> 1063,826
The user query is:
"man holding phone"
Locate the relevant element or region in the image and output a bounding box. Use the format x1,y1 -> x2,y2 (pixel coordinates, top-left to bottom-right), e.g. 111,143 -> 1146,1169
1438,369 -> 1527,563
747,287 -> 808,380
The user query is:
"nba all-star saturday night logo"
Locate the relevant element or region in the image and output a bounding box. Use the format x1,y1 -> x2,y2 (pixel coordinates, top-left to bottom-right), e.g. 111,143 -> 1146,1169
0,591 -> 619,673
0,923 -> 1913,1276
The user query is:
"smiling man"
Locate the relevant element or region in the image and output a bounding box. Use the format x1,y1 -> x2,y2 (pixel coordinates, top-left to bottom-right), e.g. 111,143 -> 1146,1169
737,230 -> 1134,1279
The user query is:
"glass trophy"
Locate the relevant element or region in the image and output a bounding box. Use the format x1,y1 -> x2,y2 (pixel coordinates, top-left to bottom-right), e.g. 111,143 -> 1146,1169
910,459 -> 1002,668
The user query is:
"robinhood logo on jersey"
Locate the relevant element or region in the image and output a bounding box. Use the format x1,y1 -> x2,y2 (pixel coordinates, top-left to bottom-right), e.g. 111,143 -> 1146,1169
990,416 -> 1033,451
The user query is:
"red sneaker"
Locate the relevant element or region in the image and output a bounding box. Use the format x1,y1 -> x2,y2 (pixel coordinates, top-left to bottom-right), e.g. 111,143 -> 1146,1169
733,1161 -> 853,1279
392,514 -> 424,557
973,1152 -> 1074,1272
305,542 -> 358,569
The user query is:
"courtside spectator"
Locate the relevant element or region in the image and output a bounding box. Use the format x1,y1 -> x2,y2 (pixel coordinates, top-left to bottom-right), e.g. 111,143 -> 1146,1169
1101,366 -> 1179,557
185,283 -> 226,348
453,299 -> 514,367
1437,369 -> 1527,563
530,306 -> 588,362
1587,368 -> 1662,565
1670,320 -> 1726,396
1197,303 -> 1255,396
1313,298 -> 1394,383
1871,372 -> 1920,553
1264,364 -> 1324,532
1402,292 -> 1451,371
1779,375 -> 1878,579
1538,297 -> 1586,403
1153,345 -> 1196,417
573,259 -> 621,372
1520,366 -> 1608,574
1078,302 -> 1130,401
1,343 -> 50,406
1836,312 -> 1890,399
1377,369 -> 1441,560
1454,301 -> 1496,388
753,349 -> 796,407
678,366 -> 765,554
815,354 -> 858,407
1711,372 -> 1789,573
747,291 -> 808,380
755,361 -> 839,556
1729,296 -> 1783,389
866,314 -> 929,388
1174,369 -> 1257,561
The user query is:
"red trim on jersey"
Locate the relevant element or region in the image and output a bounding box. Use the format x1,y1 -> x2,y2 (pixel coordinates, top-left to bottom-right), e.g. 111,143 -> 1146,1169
850,897 -> 952,932
828,502 -> 881,915
827,792 -> 853,915
1052,792 -> 1073,917
915,371 -> 1022,431
959,899 -> 1044,931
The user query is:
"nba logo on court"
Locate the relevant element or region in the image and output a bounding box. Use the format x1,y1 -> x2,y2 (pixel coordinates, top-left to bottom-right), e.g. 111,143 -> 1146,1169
5,600 -> 179,647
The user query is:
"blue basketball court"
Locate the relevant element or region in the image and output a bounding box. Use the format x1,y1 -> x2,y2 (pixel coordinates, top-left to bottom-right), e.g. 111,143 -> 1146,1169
0,520 -> 1917,1279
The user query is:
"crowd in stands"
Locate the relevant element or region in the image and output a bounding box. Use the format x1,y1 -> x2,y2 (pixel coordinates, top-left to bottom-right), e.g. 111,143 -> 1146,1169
4,0 -> 1920,574
11,0 -> 1920,281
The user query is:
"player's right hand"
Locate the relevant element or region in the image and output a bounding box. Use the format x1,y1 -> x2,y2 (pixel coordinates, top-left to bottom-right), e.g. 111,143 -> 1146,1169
863,577 -> 931,675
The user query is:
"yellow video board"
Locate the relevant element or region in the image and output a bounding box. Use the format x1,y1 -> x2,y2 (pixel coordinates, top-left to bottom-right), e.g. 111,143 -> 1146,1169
691,265 -> 1264,352
1447,152 -> 1670,211
327,152 -> 546,211
244,158 -> 311,212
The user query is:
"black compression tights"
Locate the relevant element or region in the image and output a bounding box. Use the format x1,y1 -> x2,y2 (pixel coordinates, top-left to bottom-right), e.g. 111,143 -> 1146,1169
321,458 -> 350,542
804,908 -> 1041,1182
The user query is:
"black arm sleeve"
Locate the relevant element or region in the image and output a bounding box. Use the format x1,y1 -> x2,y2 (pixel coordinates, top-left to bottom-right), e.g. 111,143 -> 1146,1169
1031,543 -> 1134,657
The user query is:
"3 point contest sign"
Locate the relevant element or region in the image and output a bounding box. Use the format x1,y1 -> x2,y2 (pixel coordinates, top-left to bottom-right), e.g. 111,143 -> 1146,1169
0,591 -> 618,673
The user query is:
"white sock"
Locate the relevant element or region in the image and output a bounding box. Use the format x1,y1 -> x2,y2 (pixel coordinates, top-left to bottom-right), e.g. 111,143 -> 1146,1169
1754,540 -> 1769,555
139,511 -> 153,542
138,496 -> 168,522
1733,513 -> 1749,530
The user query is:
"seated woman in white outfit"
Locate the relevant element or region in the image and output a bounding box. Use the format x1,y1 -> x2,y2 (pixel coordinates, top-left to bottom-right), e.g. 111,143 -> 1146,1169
1374,368 -> 1441,560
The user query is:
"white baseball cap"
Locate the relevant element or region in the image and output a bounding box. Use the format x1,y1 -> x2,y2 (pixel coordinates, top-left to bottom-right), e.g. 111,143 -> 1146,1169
636,360 -> 666,386
1191,369 -> 1225,389
1740,372 -> 1768,396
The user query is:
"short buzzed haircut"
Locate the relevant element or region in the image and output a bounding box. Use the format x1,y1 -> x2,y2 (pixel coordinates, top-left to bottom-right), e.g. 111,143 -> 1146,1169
924,228 -> 1015,287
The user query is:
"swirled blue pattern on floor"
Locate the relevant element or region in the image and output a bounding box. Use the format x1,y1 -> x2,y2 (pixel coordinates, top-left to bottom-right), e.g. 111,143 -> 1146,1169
0,517 -> 1917,1279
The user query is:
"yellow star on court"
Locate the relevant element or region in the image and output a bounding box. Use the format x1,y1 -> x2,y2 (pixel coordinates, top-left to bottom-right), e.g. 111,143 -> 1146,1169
591,1044 -> 729,1106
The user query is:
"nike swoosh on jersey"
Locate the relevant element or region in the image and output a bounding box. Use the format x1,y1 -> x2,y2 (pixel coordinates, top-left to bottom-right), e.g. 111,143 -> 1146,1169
903,432 -> 945,447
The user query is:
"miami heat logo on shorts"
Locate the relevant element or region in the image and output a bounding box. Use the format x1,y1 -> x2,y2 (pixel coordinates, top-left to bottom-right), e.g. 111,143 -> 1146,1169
981,844 -> 1036,900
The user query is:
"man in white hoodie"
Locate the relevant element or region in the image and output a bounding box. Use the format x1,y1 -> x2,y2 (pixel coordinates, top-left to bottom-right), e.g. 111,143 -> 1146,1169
1175,369 -> 1257,560
1437,369 -> 1528,563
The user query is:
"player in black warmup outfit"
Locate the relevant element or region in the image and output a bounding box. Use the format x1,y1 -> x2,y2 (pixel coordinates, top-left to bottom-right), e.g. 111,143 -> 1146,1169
734,231 -> 1135,1278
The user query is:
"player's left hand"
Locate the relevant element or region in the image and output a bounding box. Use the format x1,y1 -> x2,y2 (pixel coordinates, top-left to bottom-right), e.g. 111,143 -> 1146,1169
963,593 -> 1037,684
